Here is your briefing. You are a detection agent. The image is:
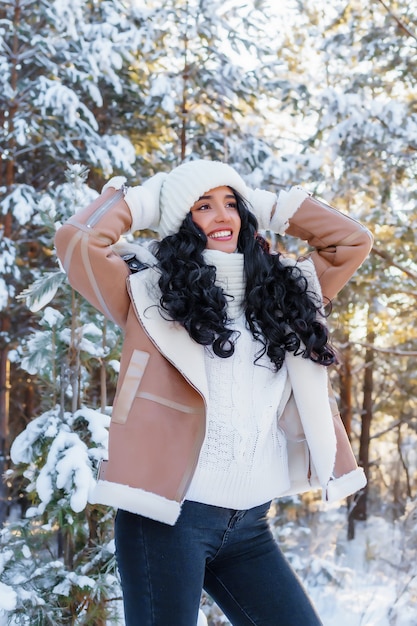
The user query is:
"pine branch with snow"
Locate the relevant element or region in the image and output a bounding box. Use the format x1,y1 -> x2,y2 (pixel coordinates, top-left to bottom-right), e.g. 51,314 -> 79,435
0,404 -> 121,625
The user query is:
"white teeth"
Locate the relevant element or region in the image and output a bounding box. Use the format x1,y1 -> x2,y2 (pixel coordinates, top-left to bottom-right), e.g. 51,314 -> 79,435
209,230 -> 232,238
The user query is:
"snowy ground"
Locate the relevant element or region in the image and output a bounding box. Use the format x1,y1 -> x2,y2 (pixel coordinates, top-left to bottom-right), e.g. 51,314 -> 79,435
1,502 -> 416,626
274,503 -> 417,626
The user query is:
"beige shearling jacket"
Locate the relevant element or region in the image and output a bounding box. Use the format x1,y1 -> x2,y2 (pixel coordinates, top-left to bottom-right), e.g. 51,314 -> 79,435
55,186 -> 373,525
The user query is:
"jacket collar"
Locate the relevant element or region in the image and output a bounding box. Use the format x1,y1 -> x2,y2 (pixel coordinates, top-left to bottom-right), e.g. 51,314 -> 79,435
127,267 -> 209,402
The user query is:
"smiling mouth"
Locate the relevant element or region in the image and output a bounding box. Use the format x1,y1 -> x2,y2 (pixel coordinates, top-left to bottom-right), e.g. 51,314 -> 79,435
208,230 -> 232,239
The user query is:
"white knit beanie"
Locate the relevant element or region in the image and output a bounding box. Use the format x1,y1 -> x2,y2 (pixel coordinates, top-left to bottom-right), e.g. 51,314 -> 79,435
158,160 -> 252,238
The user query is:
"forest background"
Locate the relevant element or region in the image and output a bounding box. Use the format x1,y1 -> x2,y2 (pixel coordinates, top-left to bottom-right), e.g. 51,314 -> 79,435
0,0 -> 416,624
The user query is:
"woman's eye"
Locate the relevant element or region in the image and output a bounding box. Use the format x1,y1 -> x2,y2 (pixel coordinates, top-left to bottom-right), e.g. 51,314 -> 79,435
197,204 -> 210,211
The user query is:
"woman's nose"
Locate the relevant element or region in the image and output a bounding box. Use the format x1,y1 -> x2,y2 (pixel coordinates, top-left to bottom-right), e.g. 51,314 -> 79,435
214,205 -> 228,221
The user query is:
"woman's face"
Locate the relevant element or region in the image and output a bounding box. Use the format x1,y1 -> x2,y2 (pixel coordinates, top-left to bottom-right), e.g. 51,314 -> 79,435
190,186 -> 241,253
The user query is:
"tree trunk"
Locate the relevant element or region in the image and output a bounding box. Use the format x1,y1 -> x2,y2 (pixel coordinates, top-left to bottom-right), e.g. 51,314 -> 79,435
337,336 -> 358,539
338,336 -> 353,436
0,334 -> 11,524
397,422 -> 412,501
0,0 -> 21,525
353,314 -> 375,521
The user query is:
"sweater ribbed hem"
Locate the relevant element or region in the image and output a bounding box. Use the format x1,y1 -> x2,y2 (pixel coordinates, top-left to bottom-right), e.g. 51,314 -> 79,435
186,472 -> 290,510
186,451 -> 290,510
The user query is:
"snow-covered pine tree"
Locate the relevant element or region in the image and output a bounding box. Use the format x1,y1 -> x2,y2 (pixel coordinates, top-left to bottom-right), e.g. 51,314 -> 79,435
0,164 -> 124,625
127,0 -> 293,186
0,0 -> 147,524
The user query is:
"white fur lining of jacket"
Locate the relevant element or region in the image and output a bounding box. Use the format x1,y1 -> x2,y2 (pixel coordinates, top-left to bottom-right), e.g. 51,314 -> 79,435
282,256 -> 366,502
90,478 -> 181,525
285,352 -> 336,486
325,468 -> 366,503
283,354 -> 366,502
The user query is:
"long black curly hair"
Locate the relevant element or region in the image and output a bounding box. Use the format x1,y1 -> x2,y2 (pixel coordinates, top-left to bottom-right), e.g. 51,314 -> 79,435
154,189 -> 337,370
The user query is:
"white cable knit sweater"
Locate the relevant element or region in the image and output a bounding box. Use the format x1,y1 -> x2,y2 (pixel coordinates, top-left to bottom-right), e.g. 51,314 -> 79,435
186,249 -> 290,509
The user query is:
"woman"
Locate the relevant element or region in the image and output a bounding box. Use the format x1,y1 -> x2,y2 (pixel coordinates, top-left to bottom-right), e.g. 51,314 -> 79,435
55,159 -> 373,626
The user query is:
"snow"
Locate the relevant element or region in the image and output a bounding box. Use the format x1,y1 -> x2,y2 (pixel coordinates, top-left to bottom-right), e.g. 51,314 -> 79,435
53,572 -> 95,596
35,77 -> 99,131
25,283 -> 63,313
74,407 -> 110,447
42,307 -> 64,328
84,135 -> 136,176
0,583 -> 17,611
0,550 -> 17,612
13,118 -> 29,147
0,236 -> 20,310
59,325 -> 107,358
0,244 -> 15,274
10,412 -> 51,465
274,503 -> 417,626
10,407 -> 109,516
104,134 -> 136,173
0,185 -> 36,224
49,432 -> 93,513
108,359 -> 120,373
0,278 -> 8,311
197,609 -> 208,626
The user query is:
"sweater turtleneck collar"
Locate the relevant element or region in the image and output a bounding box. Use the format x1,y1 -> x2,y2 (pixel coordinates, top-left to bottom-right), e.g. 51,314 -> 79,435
203,249 -> 246,320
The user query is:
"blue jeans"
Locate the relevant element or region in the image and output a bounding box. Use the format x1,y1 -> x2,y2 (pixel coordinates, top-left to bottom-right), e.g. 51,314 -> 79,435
114,500 -> 322,626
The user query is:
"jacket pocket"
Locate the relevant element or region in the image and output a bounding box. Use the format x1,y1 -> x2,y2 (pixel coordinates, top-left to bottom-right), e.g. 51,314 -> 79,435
112,349 -> 150,424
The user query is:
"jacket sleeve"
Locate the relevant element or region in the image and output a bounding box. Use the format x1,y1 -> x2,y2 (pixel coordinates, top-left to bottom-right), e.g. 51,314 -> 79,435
284,196 -> 373,302
54,188 -> 138,328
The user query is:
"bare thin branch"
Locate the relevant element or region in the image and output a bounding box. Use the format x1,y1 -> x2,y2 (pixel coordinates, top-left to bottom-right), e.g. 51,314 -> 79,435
354,342 -> 417,357
372,247 -> 417,281
376,0 -> 417,41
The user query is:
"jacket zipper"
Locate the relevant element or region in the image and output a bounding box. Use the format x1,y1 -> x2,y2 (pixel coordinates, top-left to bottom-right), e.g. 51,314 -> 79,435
86,188 -> 125,228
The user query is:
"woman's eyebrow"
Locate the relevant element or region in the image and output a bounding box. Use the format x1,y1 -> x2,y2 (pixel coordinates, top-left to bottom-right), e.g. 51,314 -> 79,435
197,193 -> 236,200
